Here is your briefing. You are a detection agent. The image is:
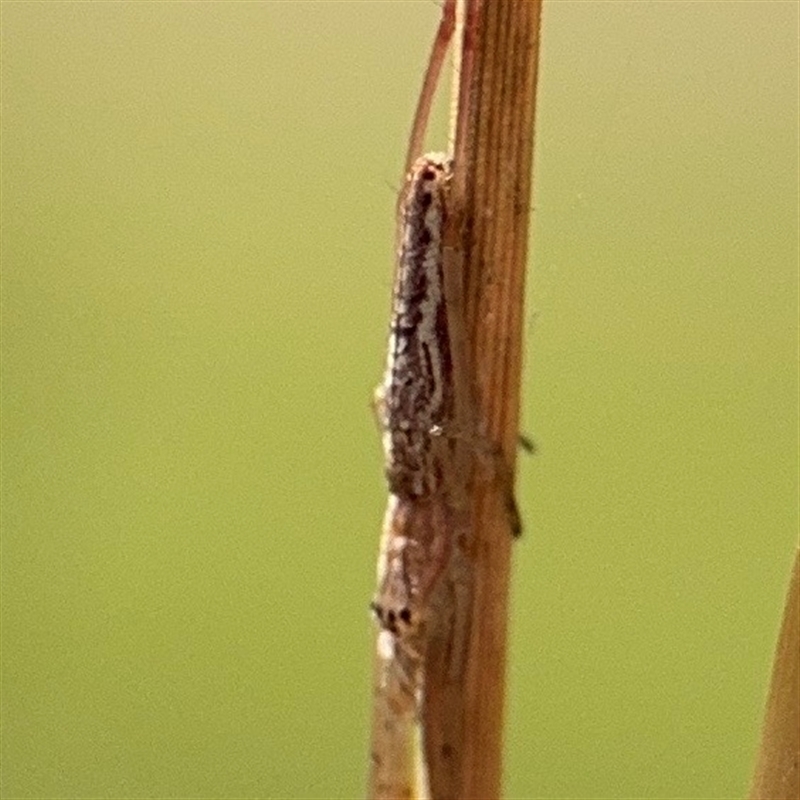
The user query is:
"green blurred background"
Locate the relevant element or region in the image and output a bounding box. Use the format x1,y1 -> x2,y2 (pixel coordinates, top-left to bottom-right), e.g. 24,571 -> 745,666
2,2 -> 797,798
